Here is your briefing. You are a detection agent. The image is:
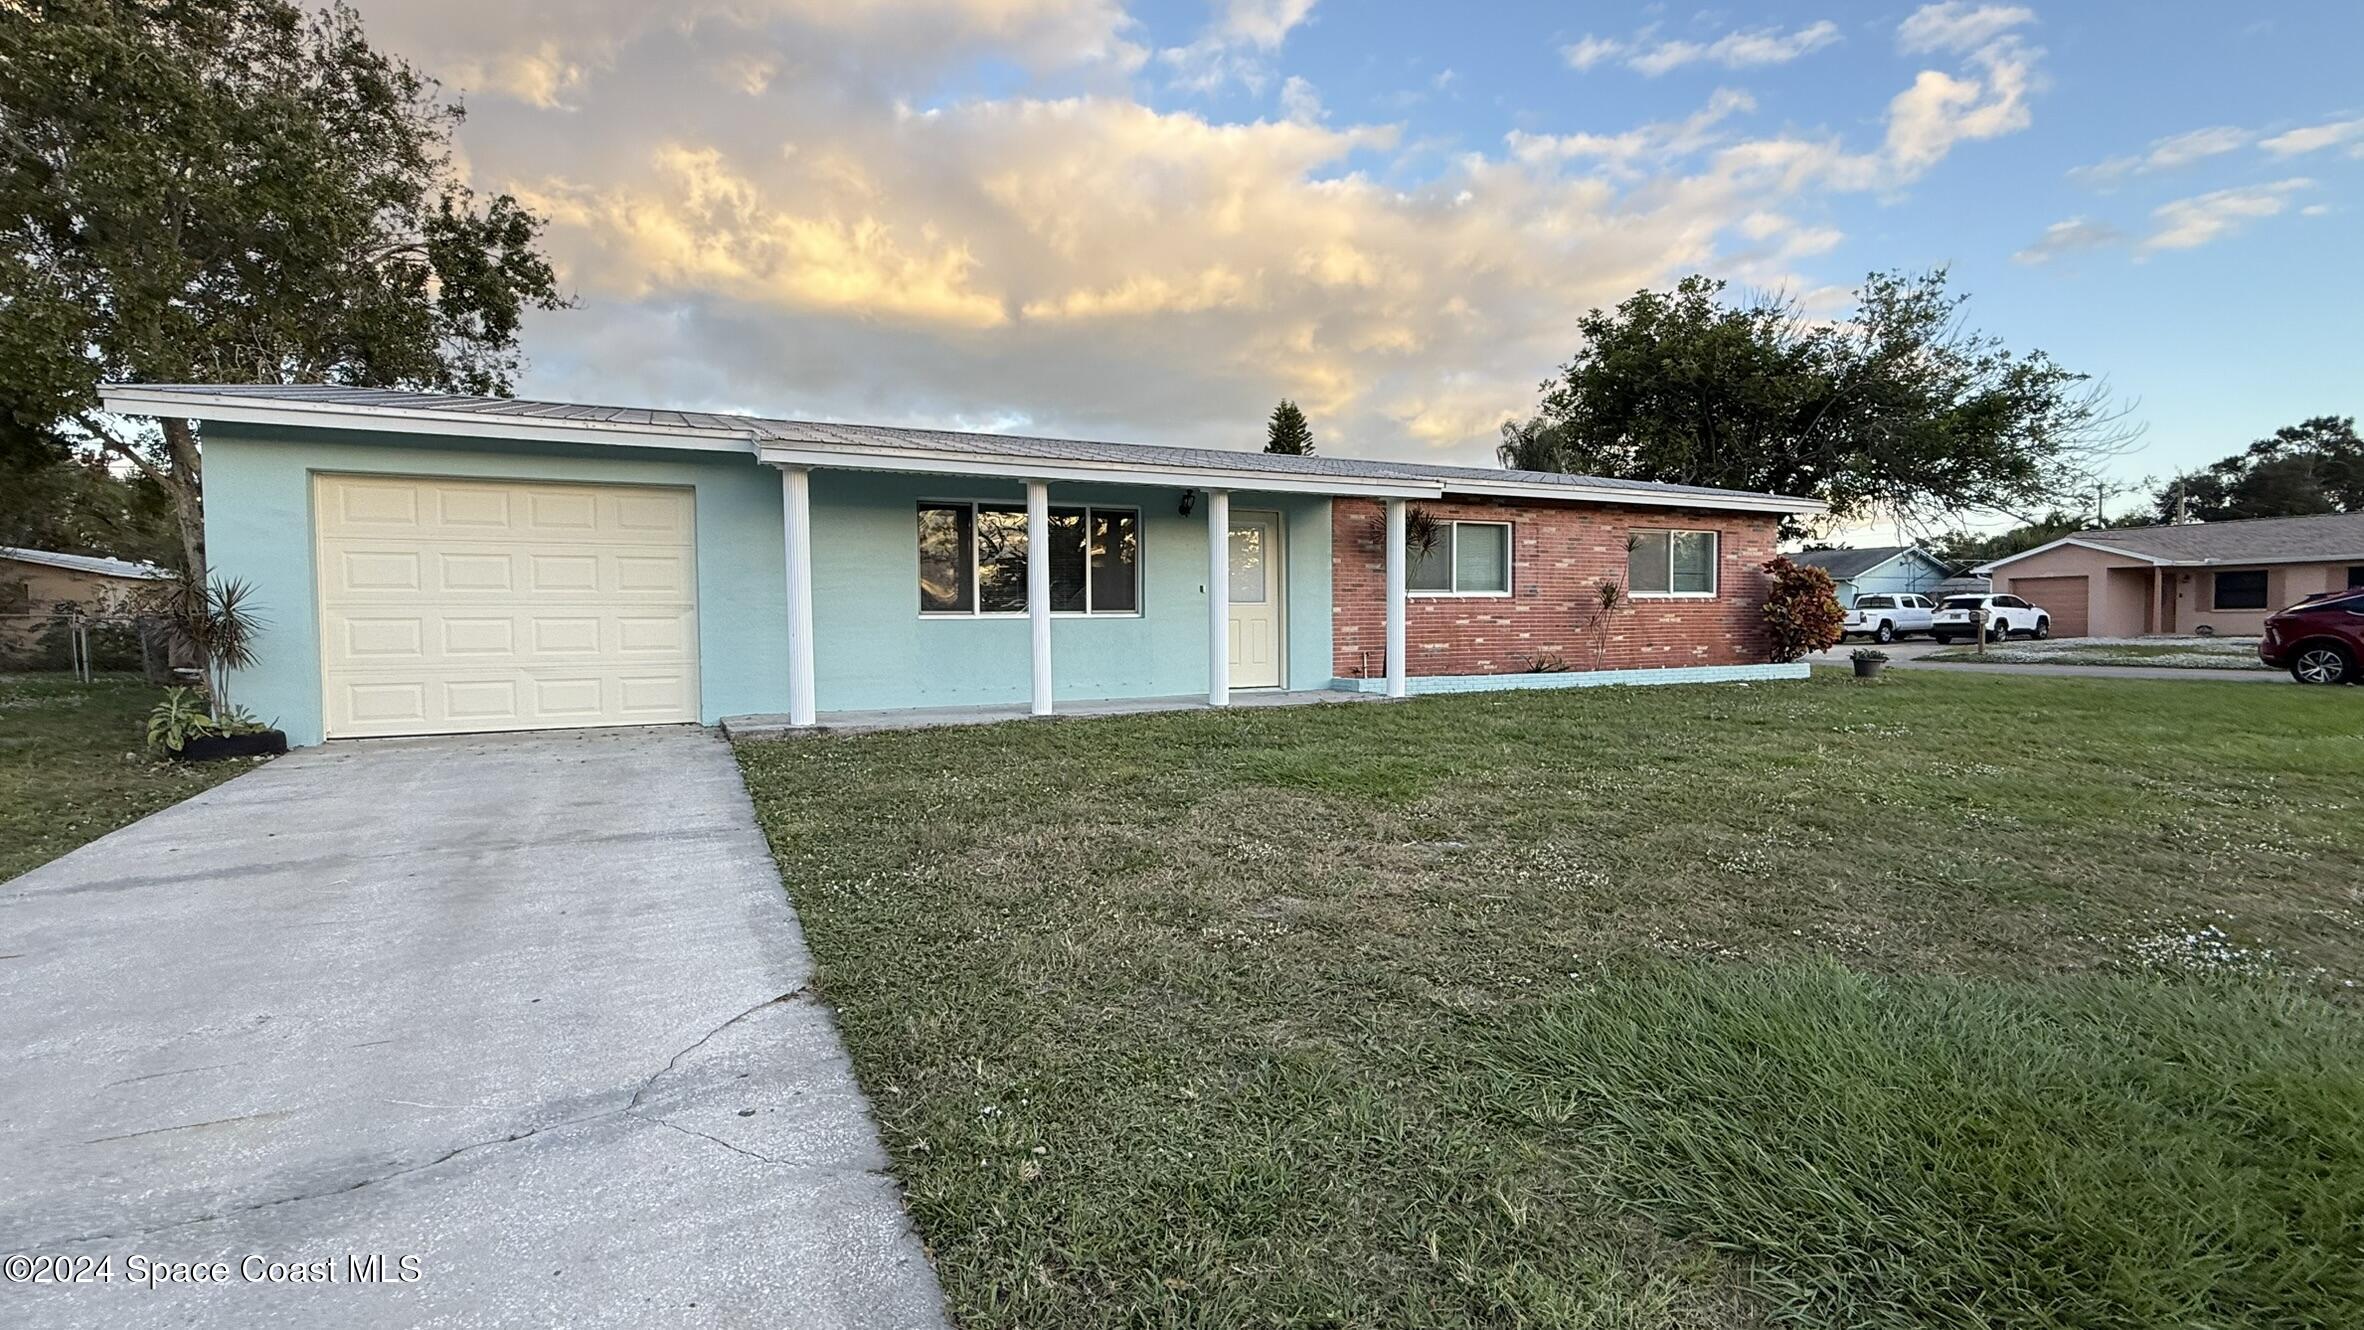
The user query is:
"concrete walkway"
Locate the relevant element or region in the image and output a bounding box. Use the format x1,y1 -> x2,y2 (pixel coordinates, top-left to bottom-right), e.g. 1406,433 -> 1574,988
0,728 -> 946,1329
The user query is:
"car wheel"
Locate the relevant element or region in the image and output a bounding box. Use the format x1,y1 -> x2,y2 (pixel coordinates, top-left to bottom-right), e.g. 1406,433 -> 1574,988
2291,645 -> 2355,685
1989,620 -> 2009,641
1875,622 -> 1895,644
2033,617 -> 2050,641
1933,633 -> 1954,645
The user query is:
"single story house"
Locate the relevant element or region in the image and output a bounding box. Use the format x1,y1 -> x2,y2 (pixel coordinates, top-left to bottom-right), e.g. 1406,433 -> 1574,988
1978,511 -> 2364,638
1787,545 -> 1953,607
100,384 -> 1826,747
0,545 -> 173,665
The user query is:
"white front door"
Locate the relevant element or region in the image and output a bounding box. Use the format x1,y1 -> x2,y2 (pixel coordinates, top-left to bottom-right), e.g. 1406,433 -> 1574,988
1227,512 -> 1284,689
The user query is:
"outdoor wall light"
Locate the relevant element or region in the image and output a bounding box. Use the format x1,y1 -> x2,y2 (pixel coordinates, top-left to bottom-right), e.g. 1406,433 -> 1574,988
1178,489 -> 1197,517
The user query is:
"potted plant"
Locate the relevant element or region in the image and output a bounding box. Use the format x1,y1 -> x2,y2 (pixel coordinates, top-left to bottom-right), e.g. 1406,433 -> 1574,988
146,688 -> 288,761
1851,647 -> 1889,678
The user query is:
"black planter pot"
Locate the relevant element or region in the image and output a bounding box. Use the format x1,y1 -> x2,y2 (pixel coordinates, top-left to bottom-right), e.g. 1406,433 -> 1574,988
1852,659 -> 1886,679
175,730 -> 288,762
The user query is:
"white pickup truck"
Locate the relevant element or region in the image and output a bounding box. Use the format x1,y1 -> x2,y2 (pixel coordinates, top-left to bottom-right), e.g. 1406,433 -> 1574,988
1841,593 -> 1936,644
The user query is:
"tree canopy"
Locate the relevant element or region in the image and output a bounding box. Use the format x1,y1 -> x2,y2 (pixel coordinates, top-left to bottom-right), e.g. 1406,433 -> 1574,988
2150,416 -> 2362,523
1264,399 -> 1314,455
1499,272 -> 2136,536
0,0 -> 566,574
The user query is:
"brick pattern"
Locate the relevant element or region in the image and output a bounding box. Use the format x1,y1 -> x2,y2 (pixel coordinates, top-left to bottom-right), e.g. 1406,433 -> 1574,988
1330,497 -> 1781,679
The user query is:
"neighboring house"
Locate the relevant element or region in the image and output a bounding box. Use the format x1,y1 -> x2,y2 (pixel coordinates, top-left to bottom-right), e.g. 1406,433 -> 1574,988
0,546 -> 172,664
1977,511 -> 2364,638
1927,573 -> 1991,601
1788,546 -> 1953,607
99,384 -> 1826,747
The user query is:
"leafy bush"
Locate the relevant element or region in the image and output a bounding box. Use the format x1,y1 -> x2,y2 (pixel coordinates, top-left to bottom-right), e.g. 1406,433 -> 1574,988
1851,647 -> 1889,663
145,686 -> 217,752
1761,555 -> 1844,661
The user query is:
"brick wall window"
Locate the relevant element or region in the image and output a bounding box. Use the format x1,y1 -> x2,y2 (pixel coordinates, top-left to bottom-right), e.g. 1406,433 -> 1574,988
1408,520 -> 1512,597
1628,529 -> 1719,598
1331,498 -> 1778,679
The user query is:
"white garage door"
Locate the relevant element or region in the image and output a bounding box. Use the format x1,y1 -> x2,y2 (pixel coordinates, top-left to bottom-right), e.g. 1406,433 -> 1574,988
315,475 -> 699,739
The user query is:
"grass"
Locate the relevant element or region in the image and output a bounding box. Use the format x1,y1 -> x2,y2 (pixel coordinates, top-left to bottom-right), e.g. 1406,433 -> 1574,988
1927,636 -> 2270,670
735,671 -> 2364,1328
0,672 -> 249,881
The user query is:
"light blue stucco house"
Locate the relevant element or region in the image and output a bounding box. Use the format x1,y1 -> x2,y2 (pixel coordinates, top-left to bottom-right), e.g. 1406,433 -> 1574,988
102,384 -> 1824,746
1789,546 -> 1954,607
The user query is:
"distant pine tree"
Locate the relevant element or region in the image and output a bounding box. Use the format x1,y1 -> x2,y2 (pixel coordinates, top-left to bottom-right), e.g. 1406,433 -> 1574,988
1264,400 -> 1315,455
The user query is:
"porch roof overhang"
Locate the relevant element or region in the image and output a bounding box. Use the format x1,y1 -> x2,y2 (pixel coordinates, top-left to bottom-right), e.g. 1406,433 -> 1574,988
99,382 -> 1828,516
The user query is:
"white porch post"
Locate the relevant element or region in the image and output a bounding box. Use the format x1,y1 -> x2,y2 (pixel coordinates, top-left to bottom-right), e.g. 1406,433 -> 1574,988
1206,488 -> 1230,707
779,465 -> 817,727
1027,479 -> 1053,716
1383,497 -> 1408,698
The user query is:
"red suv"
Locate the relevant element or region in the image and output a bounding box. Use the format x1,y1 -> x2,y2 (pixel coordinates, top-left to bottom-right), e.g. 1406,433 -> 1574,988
2260,589 -> 2364,684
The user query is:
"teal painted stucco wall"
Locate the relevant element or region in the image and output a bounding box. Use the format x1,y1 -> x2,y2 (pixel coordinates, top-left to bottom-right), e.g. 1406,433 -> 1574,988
1835,552 -> 1952,606
202,425 -> 1332,743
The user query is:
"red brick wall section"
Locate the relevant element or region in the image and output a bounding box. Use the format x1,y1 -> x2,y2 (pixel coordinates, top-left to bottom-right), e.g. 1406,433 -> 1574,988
1330,497 -> 1781,678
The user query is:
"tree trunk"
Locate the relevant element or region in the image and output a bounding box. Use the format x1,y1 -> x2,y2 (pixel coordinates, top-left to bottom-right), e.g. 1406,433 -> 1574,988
160,417 -> 206,580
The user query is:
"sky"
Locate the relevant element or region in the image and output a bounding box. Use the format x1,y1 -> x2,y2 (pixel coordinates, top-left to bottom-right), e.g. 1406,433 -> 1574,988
351,0 -> 2364,526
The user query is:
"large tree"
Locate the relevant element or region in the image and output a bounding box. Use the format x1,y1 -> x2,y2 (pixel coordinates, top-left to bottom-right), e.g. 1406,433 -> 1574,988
2151,416 -> 2362,523
1264,399 -> 1314,455
0,0 -> 565,577
1499,272 -> 2136,536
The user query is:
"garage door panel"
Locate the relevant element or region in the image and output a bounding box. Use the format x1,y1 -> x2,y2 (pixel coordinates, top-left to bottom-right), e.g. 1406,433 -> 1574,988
2009,575 -> 2090,638
317,476 -> 699,739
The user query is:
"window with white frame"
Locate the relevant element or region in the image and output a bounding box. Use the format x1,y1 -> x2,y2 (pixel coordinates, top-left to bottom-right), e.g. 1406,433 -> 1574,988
918,501 -> 1140,615
1629,529 -> 1718,596
1407,520 -> 1511,596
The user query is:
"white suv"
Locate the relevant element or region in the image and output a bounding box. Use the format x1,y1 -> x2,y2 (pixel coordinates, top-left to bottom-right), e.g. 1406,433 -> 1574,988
1842,594 -> 1937,644
1931,594 -> 2051,644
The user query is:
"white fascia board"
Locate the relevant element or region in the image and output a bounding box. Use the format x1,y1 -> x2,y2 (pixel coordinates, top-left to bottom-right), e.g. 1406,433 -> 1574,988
1975,535 -> 2170,574
1437,477 -> 1827,516
756,442 -> 1440,498
97,387 -> 761,455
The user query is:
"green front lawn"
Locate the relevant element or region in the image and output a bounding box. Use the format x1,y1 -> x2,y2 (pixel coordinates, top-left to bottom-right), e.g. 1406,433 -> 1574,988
737,673 -> 2364,1328
0,672 -> 249,881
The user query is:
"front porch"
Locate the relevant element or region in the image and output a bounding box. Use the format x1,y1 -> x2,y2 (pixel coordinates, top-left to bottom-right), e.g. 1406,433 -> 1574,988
720,687 -> 1376,738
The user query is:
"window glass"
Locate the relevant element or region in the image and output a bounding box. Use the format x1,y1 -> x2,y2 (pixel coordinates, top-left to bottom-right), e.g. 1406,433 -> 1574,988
1629,531 -> 1672,595
1407,528 -> 1453,591
1228,522 -> 1268,604
1859,595 -> 1892,610
976,505 -> 1029,613
918,504 -> 974,613
2347,565 -> 2363,588
1090,511 -> 1139,613
2214,569 -> 2268,610
1453,524 -> 1510,593
1942,596 -> 1983,610
1046,508 -> 1088,612
1671,531 -> 1716,594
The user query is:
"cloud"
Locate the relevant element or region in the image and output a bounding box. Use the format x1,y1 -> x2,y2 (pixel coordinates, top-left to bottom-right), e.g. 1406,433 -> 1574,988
1566,20 -> 1841,77
2012,217 -> 2125,264
1278,75 -> 1323,124
2069,125 -> 2253,186
331,0 -> 2047,465
1160,0 -> 1318,94
1884,3 -> 2039,174
1896,2 -> 2036,55
2140,179 -> 2313,253
2259,115 -> 2364,157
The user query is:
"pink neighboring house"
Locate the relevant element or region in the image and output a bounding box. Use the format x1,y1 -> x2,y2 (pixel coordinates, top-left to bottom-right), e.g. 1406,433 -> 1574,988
1976,511 -> 2364,639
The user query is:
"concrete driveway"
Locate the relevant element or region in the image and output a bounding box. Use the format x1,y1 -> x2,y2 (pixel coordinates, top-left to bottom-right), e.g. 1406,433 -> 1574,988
0,728 -> 946,1328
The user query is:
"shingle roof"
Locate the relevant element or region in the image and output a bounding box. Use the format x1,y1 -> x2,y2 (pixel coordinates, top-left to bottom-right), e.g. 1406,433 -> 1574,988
0,546 -> 171,579
1788,546 -> 1921,580
2062,512 -> 2364,564
108,384 -> 1820,510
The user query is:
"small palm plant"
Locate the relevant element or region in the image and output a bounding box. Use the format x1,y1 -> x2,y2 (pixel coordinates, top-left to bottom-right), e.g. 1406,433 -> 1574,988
160,574 -> 267,713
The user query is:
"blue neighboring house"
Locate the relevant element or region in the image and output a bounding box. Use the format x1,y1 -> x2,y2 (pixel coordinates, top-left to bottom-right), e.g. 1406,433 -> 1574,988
1790,546 -> 1954,607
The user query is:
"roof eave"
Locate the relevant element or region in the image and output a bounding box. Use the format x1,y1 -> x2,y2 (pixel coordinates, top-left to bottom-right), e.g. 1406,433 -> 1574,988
1436,476 -> 1826,516
99,385 -> 762,454
755,440 -> 1438,498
